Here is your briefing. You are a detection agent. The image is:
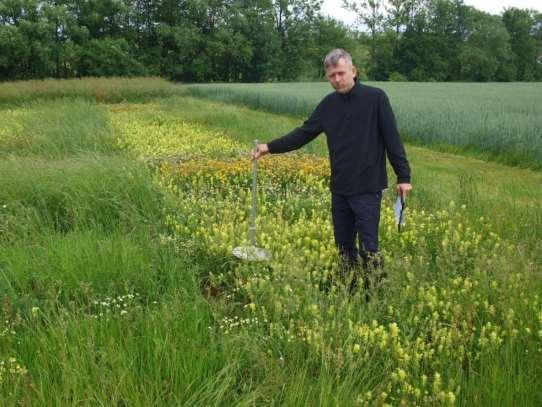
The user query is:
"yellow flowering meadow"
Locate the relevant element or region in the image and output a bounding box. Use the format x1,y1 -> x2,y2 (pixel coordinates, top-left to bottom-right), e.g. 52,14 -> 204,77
111,105 -> 243,162
110,103 -> 542,405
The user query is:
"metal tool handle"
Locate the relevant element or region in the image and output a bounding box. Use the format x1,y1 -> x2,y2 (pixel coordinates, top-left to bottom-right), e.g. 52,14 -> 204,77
249,139 -> 258,245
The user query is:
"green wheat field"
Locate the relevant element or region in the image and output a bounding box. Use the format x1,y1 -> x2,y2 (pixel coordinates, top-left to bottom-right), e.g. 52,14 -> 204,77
0,78 -> 540,405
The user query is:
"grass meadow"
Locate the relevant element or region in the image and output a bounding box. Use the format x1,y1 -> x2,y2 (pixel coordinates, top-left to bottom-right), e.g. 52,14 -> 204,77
185,82 -> 542,170
0,78 -> 540,405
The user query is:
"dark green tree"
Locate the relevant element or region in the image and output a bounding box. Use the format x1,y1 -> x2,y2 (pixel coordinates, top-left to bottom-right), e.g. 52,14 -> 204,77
459,10 -> 515,81
502,7 -> 538,80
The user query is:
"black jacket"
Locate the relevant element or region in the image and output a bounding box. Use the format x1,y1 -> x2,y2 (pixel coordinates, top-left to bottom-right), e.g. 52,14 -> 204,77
267,81 -> 411,195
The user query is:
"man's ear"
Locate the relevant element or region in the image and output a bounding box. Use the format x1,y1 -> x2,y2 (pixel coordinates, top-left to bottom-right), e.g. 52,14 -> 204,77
352,65 -> 357,77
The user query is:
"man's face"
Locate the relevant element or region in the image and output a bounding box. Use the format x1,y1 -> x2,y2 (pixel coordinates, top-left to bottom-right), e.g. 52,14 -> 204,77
325,58 -> 357,93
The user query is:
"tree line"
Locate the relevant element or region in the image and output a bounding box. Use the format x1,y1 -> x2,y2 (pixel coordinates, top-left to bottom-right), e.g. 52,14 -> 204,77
0,0 -> 540,82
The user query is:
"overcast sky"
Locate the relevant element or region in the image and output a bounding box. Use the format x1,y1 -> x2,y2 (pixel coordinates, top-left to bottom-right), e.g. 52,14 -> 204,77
321,0 -> 541,26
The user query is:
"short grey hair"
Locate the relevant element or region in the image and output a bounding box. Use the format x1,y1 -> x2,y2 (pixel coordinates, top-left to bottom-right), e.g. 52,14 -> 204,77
324,48 -> 353,69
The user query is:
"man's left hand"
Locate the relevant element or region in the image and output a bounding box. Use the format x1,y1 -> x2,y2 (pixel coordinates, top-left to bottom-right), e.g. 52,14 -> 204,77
396,183 -> 412,197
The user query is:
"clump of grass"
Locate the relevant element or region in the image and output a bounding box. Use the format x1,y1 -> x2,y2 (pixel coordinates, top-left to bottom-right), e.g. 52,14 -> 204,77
0,155 -> 164,238
0,229 -> 196,311
0,98 -> 119,158
0,232 -> 237,405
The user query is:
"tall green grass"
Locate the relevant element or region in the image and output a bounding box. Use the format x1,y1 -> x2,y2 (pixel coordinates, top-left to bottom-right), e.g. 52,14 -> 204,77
0,77 -> 178,106
0,156 -> 164,238
184,82 -> 542,170
0,229 -> 241,405
1,98 -> 120,158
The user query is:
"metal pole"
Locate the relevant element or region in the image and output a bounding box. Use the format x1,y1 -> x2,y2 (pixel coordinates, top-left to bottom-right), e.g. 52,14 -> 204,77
249,139 -> 258,246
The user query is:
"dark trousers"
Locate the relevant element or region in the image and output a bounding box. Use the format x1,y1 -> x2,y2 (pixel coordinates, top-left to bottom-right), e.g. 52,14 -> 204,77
331,191 -> 384,292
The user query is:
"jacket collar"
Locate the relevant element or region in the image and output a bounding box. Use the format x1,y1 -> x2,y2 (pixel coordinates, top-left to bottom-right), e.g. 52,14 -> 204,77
339,77 -> 361,100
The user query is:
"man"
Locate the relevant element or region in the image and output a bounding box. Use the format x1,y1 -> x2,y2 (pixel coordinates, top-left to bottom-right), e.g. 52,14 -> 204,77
251,48 -> 412,293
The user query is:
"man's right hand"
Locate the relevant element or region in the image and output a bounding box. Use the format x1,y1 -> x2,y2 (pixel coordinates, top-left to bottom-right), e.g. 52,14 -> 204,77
251,143 -> 269,160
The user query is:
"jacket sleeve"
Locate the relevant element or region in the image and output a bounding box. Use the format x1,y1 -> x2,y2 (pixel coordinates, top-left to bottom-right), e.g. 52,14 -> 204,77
378,91 -> 411,184
267,101 -> 324,154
